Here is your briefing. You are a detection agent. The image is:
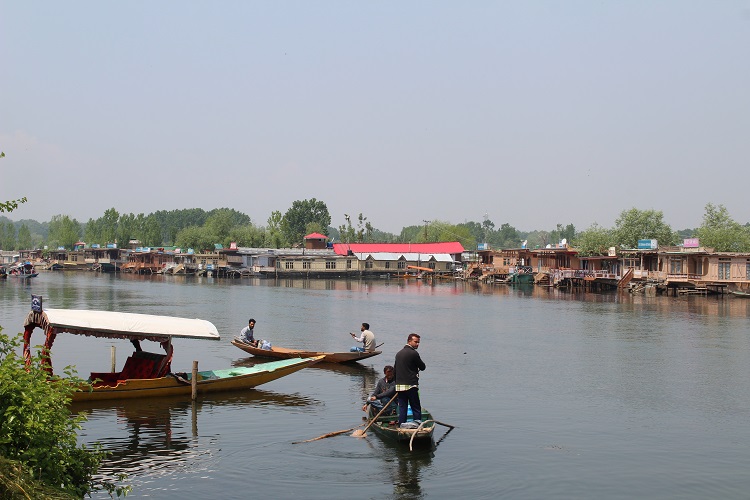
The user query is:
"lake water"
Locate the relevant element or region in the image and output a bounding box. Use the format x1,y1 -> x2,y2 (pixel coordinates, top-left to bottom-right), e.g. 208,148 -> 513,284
2,272 -> 750,499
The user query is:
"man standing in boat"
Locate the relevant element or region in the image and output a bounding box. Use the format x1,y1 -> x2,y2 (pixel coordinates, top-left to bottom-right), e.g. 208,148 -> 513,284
394,333 -> 426,426
350,322 -> 375,352
240,318 -> 258,347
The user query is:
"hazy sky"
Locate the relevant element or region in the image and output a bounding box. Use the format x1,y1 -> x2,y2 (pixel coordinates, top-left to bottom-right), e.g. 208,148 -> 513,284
2,2 -> 749,234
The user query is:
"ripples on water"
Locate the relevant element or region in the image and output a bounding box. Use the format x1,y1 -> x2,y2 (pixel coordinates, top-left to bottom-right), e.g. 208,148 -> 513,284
3,273 -> 750,498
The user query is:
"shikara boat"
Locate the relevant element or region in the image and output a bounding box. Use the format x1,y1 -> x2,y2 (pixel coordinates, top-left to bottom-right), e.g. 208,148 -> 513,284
730,290 -> 750,298
7,261 -> 38,278
22,306 -> 322,402
231,338 -> 382,364
366,404 -> 435,444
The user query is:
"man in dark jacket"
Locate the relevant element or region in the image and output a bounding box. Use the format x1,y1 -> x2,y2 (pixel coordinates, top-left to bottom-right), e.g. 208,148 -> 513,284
363,365 -> 396,414
394,333 -> 426,425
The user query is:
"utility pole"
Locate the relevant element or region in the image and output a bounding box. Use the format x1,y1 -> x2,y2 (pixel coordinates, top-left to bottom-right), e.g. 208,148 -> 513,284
422,220 -> 429,241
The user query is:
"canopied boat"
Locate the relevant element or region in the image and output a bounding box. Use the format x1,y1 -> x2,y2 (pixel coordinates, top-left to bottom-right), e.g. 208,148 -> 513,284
231,338 -> 382,364
22,304 -> 322,402
7,261 -> 38,278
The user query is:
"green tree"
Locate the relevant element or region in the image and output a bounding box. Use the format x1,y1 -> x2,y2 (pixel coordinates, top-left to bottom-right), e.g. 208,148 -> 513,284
495,223 -> 521,248
204,209 -> 235,245
47,215 -> 81,250
0,329 -> 122,497
229,225 -> 266,247
16,224 -> 31,250
264,211 -> 287,248
612,208 -> 676,248
695,203 -> 750,252
281,199 -> 331,246
419,220 -> 475,246
175,226 -> 213,251
397,224 -> 423,243
457,221 -> 483,245
572,223 -> 614,256
84,217 -> 102,245
482,217 -> 495,243
0,221 -> 16,250
141,214 -> 163,247
117,212 -> 138,245
100,207 -> 119,244
549,223 -> 576,246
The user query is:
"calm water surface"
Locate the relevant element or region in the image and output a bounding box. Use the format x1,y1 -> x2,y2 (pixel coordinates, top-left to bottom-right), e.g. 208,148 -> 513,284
2,272 -> 750,499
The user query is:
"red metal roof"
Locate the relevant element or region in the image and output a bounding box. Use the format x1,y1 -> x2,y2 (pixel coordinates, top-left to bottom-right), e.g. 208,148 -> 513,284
304,233 -> 328,240
332,242 -> 464,256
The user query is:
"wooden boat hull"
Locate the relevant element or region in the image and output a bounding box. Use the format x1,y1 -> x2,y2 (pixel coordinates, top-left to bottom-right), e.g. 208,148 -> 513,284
730,291 -> 750,298
73,356 -> 322,402
367,405 -> 435,443
231,339 -> 382,364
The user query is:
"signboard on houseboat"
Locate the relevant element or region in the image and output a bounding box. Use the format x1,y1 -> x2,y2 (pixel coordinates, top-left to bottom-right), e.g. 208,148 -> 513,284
637,239 -> 658,250
683,238 -> 700,248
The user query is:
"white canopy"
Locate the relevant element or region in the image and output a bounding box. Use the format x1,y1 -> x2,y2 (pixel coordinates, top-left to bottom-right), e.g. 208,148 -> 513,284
41,308 -> 221,342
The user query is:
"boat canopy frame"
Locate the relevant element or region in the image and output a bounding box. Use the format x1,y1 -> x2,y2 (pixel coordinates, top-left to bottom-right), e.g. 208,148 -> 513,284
22,308 -> 220,374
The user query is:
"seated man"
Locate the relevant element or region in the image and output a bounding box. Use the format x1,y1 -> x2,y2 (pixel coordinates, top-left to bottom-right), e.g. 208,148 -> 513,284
350,322 -> 375,352
363,365 -> 396,415
240,318 -> 258,347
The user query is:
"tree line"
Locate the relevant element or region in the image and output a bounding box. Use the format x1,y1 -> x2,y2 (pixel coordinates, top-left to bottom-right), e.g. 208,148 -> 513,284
2,201 -> 750,254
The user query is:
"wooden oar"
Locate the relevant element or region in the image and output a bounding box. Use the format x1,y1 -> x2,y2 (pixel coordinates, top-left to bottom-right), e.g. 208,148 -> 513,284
293,425 -> 363,444
352,392 -> 399,438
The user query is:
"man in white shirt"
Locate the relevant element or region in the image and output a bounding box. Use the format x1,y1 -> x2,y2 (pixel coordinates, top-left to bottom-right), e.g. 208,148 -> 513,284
350,322 -> 375,352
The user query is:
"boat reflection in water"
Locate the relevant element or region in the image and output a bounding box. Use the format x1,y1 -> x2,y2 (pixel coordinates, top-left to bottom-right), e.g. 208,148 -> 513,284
71,389 -> 319,488
374,438 -> 434,499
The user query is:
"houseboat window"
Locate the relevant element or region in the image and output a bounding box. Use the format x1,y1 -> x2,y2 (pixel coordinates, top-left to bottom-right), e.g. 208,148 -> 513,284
428,262 -> 436,269
285,261 -> 294,270
746,262 -> 750,281
445,263 -> 451,270
347,260 -> 352,269
385,262 -> 391,269
326,261 -> 336,269
365,260 -> 373,269
276,261 -> 281,268
718,261 -> 731,280
303,261 -> 311,270
669,259 -> 682,274
397,261 -> 406,269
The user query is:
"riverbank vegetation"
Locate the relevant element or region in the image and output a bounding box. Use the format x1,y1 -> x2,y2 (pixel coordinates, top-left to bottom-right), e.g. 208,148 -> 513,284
0,329 -> 128,497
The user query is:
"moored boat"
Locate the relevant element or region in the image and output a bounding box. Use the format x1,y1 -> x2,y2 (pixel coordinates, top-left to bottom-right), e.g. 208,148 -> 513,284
22,304 -> 322,402
366,404 -> 435,444
231,338 -> 382,364
730,290 -> 750,298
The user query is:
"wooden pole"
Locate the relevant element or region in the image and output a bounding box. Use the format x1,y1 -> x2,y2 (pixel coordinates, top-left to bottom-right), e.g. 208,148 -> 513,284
110,346 -> 116,373
191,360 -> 198,400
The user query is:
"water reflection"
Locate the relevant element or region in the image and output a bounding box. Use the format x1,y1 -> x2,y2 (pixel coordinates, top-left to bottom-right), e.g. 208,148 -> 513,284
376,439 -> 434,500
72,388 -> 318,486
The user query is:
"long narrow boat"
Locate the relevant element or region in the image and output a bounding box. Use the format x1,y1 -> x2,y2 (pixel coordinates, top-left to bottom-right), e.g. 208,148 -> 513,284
231,338 -> 382,364
730,290 -> 750,298
22,305 -> 322,402
366,404 -> 435,444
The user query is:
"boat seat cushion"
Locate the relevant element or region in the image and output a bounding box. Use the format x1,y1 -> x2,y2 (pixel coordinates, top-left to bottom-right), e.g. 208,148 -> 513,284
90,350 -> 167,385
